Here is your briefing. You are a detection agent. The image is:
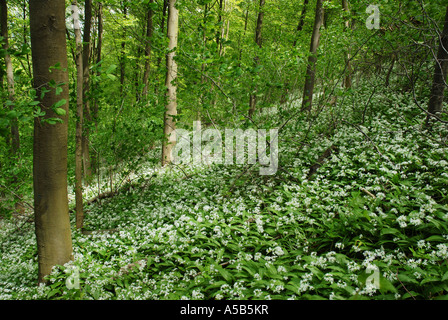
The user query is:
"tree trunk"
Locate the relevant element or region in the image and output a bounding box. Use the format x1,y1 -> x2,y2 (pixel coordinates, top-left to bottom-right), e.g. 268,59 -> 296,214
248,0 -> 265,119
142,0 -> 154,97
217,0 -> 224,52
426,6 -> 448,126
73,2 -> 84,230
30,0 -> 73,283
119,2 -> 127,96
154,0 -> 168,97
301,0 -> 324,111
161,0 -> 179,166
22,0 -> 32,77
82,0 -> 93,184
293,0 -> 309,47
0,0 -> 19,154
238,9 -> 249,65
93,2 -> 103,122
198,3 -> 209,121
342,0 -> 352,89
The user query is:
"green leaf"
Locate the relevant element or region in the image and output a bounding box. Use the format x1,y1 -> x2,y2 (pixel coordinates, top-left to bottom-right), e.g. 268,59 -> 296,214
54,108 -> 66,116
106,64 -> 117,73
397,273 -> 419,285
49,62 -> 61,72
6,110 -> 17,119
442,271 -> 448,282
53,99 -> 66,109
47,288 -> 60,298
216,265 -> 233,281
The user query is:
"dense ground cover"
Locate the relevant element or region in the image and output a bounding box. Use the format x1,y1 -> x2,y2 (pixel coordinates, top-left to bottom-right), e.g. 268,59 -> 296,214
1,88 -> 448,300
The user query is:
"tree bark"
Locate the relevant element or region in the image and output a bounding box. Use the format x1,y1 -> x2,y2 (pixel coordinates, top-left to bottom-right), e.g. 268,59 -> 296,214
426,6 -> 448,126
93,2 -> 103,122
82,0 -> 93,184
30,0 -> 73,283
0,0 -> 19,153
154,0 -> 168,97
142,0 -> 154,97
342,0 -> 352,89
73,1 -> 84,230
301,0 -> 324,111
161,0 -> 179,166
248,0 -> 265,119
293,0 -> 309,47
119,2 -> 127,96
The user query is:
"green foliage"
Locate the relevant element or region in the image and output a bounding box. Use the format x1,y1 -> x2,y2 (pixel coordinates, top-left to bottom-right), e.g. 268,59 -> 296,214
1,0 -> 448,301
1,79 -> 448,300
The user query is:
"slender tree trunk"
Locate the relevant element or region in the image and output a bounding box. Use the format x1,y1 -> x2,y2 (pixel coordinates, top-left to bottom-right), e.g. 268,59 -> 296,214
142,0 -> 154,97
238,8 -> 249,65
22,1 -> 31,76
82,0 -> 93,184
385,54 -> 395,88
248,0 -> 265,119
161,0 -> 179,166
1,0 -> 19,153
198,3 -> 209,121
154,0 -> 168,97
30,0 -> 73,283
216,0 -> 224,50
93,2 -> 103,122
342,0 -> 352,89
426,6 -> 448,126
120,2 -> 127,96
72,2 -> 84,230
301,0 -> 324,111
293,0 -> 309,47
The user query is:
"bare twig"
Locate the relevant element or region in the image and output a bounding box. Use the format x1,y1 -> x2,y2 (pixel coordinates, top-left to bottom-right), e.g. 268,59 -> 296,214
396,269 -> 416,300
360,187 -> 376,199
340,119 -> 385,158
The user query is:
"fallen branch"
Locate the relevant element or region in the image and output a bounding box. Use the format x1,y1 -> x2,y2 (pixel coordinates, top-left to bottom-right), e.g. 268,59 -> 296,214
360,187 -> 376,199
80,228 -> 120,236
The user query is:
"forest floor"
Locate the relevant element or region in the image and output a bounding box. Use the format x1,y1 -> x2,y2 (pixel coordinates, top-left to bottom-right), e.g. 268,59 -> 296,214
1,86 -> 448,300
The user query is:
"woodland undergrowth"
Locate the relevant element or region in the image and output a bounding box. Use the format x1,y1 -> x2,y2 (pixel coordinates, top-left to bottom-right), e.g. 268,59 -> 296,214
1,83 -> 448,300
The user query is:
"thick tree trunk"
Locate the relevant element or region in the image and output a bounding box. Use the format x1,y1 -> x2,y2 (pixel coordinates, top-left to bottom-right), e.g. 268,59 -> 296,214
301,0 -> 324,111
73,2 -> 84,229
426,6 -> 448,126
30,0 -> 73,283
0,0 -> 19,153
248,0 -> 265,119
161,0 -> 179,166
